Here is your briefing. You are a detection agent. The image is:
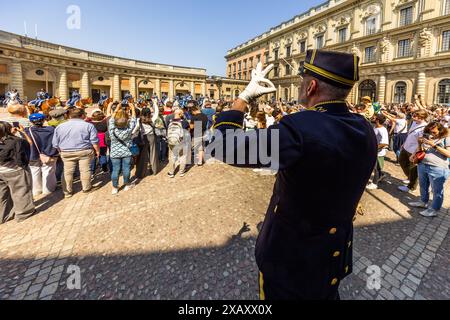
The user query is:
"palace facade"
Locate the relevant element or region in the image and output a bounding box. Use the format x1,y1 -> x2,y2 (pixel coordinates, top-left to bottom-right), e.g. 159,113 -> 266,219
0,30 -> 246,103
226,0 -> 450,105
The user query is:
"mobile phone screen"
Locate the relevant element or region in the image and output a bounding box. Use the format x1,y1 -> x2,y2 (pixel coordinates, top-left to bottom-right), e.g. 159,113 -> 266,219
12,122 -> 19,128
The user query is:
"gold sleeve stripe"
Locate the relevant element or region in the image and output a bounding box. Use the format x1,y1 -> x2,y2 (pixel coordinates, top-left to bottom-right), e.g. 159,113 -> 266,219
213,122 -> 243,130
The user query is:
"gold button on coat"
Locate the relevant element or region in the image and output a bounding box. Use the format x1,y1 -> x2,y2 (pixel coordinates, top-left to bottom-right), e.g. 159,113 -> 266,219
345,266 -> 349,273
333,251 -> 341,257
329,228 -> 337,235
331,278 -> 338,286
348,241 -> 352,248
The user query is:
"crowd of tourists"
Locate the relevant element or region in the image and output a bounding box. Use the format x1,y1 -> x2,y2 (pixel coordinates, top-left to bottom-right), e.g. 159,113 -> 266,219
0,88 -> 449,224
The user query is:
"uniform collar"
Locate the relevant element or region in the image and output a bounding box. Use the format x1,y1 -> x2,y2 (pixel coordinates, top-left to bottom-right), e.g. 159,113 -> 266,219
306,100 -> 349,113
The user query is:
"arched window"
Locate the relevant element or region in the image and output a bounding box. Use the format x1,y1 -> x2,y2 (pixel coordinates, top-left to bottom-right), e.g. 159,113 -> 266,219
359,80 -> 377,102
284,88 -> 289,101
394,81 -> 407,103
438,79 -> 450,104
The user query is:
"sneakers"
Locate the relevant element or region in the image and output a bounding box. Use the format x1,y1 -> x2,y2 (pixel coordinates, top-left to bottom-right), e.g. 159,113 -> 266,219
408,201 -> 428,209
124,184 -> 135,192
366,183 -> 378,190
168,172 -> 175,178
398,186 -> 411,193
64,193 -> 73,199
112,188 -> 119,195
402,179 -> 410,185
179,172 -> 186,177
419,208 -> 438,217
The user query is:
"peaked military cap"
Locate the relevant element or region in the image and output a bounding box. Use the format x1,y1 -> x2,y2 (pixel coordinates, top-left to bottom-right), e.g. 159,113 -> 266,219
299,50 -> 359,88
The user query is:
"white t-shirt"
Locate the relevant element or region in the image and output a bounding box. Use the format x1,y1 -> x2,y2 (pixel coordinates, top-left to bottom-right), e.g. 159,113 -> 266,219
403,121 -> 427,154
374,126 -> 389,157
394,118 -> 408,134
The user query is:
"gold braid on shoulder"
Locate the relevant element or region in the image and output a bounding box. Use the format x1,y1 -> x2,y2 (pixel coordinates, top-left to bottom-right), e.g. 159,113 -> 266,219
213,122 -> 243,130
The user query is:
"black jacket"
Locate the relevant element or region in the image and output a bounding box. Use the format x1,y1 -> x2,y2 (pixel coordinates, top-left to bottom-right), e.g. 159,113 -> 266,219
213,101 -> 377,299
0,136 -> 31,169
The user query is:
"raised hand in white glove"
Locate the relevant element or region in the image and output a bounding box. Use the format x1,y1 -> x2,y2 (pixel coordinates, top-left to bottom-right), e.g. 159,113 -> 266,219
239,62 -> 276,103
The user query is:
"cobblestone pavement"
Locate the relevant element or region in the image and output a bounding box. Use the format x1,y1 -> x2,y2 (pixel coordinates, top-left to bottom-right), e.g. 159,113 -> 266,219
0,151 -> 448,300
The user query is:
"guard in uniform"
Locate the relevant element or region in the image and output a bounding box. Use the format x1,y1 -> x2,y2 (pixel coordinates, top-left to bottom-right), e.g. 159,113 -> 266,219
4,89 -> 23,105
212,50 -> 377,300
98,91 -> 109,106
67,90 -> 81,108
29,88 -> 49,109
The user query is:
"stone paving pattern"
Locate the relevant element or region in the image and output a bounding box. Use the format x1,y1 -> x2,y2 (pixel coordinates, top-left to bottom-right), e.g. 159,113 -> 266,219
0,153 -> 448,300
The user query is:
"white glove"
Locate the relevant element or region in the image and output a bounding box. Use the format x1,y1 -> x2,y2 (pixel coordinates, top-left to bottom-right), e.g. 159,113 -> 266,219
239,63 -> 276,103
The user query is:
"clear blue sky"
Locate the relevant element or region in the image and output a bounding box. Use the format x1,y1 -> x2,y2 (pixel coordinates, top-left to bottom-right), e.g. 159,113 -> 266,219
0,0 -> 324,76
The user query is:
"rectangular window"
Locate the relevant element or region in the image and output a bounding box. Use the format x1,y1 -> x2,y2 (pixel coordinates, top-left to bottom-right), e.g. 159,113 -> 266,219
274,49 -> 279,60
257,55 -> 261,63
338,27 -> 348,43
274,66 -> 279,77
365,46 -> 376,63
243,60 -> 247,70
249,58 -> 254,68
238,62 -> 241,71
264,52 -> 269,63
238,73 -> 241,80
316,35 -> 324,49
233,64 -> 236,72
446,0 -> 450,15
398,39 -> 411,57
300,41 -> 306,53
285,64 -> 291,76
400,6 -> 413,26
443,31 -> 450,51
286,45 -> 291,58
243,72 -> 247,80
366,17 -> 377,35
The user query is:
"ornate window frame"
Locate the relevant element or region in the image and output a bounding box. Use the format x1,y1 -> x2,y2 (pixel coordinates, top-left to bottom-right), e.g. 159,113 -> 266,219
361,3 -> 382,36
312,23 -> 327,49
334,14 -> 351,44
394,0 -> 418,27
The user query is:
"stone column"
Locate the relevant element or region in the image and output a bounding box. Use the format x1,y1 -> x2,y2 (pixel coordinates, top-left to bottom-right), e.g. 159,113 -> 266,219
129,76 -> 137,98
169,80 -> 174,99
154,79 -> 161,98
378,75 -> 386,104
113,74 -> 121,101
190,81 -> 195,96
278,85 -> 282,100
291,83 -> 296,101
201,82 -> 206,96
80,71 -> 90,99
417,72 -> 426,98
10,60 -> 24,98
58,69 -> 68,101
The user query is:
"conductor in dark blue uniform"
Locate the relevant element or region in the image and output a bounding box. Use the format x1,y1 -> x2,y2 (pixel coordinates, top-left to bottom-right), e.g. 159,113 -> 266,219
212,50 -> 377,300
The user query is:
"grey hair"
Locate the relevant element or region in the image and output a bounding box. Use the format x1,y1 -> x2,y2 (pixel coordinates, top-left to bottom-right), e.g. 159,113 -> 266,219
303,75 -> 351,101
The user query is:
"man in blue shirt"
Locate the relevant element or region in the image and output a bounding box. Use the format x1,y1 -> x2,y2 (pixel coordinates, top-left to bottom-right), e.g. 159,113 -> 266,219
52,108 -> 100,198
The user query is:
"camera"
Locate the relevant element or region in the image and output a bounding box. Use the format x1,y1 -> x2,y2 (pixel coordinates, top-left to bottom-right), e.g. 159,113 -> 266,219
423,133 -> 434,140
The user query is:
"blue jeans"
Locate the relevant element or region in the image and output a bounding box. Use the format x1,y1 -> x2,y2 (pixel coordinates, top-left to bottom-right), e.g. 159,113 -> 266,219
418,163 -> 450,211
110,157 -> 132,188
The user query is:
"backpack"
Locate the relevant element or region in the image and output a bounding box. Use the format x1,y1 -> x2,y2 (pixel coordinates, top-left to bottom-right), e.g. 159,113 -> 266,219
167,121 -> 185,146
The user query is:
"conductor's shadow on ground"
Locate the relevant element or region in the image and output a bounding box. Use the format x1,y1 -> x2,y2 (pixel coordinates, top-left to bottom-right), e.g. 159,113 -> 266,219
0,217 -> 448,300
